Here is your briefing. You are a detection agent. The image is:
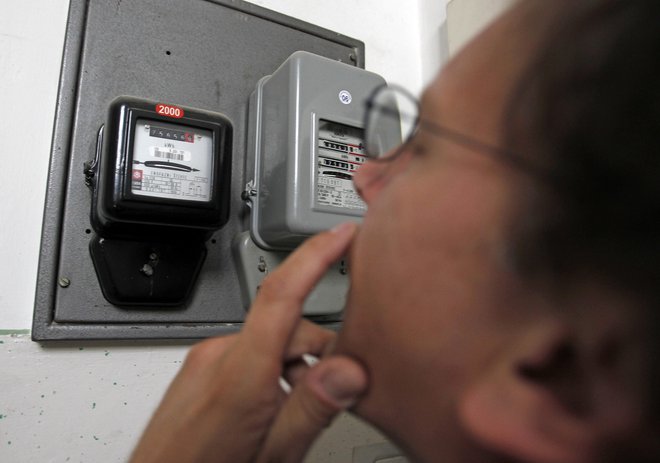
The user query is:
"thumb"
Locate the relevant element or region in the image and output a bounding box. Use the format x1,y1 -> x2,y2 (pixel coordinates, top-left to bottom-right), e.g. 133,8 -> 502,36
255,356 -> 368,463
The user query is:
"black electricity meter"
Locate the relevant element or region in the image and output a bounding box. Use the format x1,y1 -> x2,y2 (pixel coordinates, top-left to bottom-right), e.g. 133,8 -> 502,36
92,97 -> 232,235
86,97 -> 232,307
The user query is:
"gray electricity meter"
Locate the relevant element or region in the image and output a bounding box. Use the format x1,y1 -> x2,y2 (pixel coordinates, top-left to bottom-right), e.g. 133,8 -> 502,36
244,51 -> 386,251
235,51 -> 388,316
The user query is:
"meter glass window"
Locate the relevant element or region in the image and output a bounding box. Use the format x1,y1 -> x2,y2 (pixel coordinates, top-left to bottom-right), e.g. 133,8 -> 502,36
131,119 -> 214,203
316,119 -> 366,211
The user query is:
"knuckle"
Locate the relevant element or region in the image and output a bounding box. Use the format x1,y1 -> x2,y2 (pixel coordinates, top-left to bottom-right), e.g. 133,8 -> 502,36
184,338 -> 226,371
297,387 -> 337,428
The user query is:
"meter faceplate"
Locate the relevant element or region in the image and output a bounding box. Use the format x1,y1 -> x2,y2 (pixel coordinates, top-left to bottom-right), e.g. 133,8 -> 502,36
131,119 -> 214,203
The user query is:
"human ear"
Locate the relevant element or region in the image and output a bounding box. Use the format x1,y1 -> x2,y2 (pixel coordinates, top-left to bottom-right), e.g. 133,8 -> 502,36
457,321 -> 598,463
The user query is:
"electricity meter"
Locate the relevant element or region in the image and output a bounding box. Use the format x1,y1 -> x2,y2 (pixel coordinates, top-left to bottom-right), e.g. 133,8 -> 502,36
91,97 -> 232,237
235,51 -> 392,316
86,97 -> 232,306
243,51 -> 387,251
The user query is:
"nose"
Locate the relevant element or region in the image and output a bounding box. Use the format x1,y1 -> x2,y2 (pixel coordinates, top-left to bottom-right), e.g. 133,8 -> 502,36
354,147 -> 415,204
352,158 -> 391,204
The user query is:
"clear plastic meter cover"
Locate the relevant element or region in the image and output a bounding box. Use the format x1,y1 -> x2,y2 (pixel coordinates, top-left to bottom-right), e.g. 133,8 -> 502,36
131,118 -> 214,203
316,119 -> 367,211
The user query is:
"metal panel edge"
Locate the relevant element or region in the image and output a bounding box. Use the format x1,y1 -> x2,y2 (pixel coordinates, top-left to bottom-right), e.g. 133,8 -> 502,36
32,0 -> 90,341
207,0 -> 366,68
32,321 -> 341,342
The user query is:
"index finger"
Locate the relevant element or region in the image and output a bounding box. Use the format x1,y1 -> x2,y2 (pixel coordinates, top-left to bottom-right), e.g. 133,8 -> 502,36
242,222 -> 357,358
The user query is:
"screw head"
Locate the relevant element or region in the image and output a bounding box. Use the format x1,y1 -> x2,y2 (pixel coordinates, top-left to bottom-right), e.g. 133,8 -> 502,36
140,264 -> 154,277
257,256 -> 267,273
58,277 -> 71,288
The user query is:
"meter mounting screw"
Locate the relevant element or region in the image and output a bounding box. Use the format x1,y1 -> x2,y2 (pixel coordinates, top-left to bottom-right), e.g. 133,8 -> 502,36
257,256 -> 268,273
83,162 -> 96,187
140,264 -> 154,277
140,252 -> 159,277
241,189 -> 257,201
58,277 -> 71,288
242,181 -> 257,201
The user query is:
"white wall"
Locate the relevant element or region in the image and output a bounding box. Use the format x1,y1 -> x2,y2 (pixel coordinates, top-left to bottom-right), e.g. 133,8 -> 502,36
0,0 -> 70,331
1,1 -> 515,461
447,0 -> 515,54
0,1 -> 444,461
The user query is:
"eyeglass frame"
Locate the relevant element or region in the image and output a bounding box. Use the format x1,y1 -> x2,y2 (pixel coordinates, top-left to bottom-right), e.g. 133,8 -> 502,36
362,83 -> 544,179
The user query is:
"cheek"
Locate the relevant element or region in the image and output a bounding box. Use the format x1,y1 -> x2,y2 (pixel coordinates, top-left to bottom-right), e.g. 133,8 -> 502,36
339,176 -> 453,360
354,169 -> 500,297
352,182 -> 423,299
338,166 -> 517,364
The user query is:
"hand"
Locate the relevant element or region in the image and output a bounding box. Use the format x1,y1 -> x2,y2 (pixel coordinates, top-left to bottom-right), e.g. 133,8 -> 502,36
129,222 -> 368,463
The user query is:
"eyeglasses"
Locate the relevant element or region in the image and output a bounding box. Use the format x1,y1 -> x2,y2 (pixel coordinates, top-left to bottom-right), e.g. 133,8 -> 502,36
363,84 -> 532,172
363,84 -> 419,160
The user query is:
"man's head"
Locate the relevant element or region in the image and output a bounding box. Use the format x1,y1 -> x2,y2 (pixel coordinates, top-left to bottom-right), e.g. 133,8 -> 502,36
334,0 -> 660,461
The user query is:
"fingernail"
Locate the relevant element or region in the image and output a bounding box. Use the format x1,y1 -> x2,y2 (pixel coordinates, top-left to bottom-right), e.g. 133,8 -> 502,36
319,365 -> 364,409
330,222 -> 356,236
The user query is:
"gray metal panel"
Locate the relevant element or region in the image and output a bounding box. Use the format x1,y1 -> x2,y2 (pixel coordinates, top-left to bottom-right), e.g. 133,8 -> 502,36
33,0 -> 363,340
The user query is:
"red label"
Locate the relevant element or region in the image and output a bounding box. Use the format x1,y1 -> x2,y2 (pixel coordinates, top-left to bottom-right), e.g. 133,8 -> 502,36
155,103 -> 184,119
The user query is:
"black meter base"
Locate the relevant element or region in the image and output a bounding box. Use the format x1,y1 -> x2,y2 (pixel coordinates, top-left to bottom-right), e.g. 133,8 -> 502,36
89,236 -> 207,307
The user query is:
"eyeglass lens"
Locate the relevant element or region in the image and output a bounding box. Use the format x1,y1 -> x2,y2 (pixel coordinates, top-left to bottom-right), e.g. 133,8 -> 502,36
365,86 -> 419,159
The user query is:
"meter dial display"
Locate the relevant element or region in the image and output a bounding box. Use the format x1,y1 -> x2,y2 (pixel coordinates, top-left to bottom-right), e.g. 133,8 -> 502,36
131,119 -> 214,203
316,119 -> 367,211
